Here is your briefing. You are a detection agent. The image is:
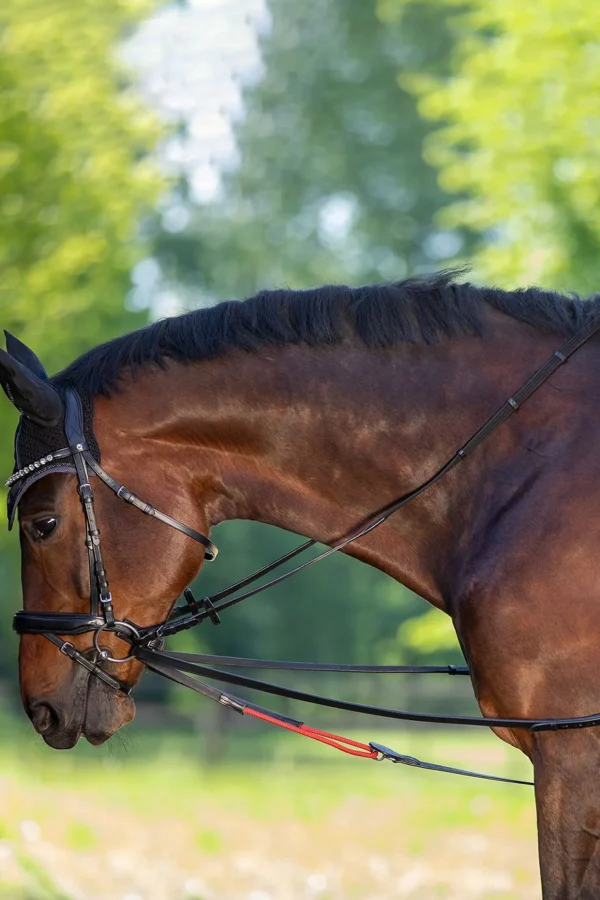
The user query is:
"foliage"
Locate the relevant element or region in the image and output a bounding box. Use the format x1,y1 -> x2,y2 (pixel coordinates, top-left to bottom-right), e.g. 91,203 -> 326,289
380,0 -> 600,293
395,607 -> 460,658
0,0 -> 162,394
157,521 -> 440,713
155,0 -> 469,302
0,0 -> 164,666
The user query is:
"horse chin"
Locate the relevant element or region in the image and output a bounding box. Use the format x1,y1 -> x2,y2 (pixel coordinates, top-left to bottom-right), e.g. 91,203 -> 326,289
82,677 -> 136,746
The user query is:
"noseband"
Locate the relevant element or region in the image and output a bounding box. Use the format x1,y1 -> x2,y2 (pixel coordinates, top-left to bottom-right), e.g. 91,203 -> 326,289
10,320 -> 600,784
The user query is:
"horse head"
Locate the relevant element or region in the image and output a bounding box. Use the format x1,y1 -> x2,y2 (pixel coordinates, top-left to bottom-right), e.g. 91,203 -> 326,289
0,335 -> 215,748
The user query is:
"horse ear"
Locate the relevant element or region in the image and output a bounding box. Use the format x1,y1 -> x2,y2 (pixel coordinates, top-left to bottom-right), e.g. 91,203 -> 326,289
0,347 -> 63,427
4,331 -> 50,381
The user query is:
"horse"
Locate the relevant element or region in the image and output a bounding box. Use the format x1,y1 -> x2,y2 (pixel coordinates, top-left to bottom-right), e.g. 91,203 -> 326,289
2,269 -> 600,898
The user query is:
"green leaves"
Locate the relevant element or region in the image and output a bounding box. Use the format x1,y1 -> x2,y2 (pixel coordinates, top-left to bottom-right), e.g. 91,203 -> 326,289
155,0 -> 467,301
0,0 -> 163,368
0,0 -> 164,664
385,0 -> 600,293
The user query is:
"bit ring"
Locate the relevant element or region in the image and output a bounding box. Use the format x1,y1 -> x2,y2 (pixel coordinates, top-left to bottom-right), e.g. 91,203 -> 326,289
93,621 -> 140,663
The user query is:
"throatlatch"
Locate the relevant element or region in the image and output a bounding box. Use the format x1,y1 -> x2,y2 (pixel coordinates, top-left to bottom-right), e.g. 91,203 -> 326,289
8,317 -> 600,784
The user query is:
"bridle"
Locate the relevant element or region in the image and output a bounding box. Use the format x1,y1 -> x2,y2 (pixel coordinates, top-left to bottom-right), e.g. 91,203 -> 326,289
10,388 -> 218,691
9,317 -> 600,785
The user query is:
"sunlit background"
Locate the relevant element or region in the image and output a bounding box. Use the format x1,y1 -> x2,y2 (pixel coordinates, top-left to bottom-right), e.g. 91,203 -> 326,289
2,0 -> 599,896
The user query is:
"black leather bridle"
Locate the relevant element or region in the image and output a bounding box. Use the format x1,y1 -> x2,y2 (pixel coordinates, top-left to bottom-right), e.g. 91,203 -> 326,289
12,388 -> 218,691
9,317 -> 600,783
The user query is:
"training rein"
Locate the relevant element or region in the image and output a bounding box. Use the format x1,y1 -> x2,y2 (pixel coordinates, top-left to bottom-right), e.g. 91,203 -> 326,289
10,317 -> 600,786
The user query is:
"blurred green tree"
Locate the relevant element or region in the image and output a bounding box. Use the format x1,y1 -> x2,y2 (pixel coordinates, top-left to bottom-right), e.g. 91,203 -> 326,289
379,0 -> 600,293
0,0 -> 164,672
0,0 -> 162,373
156,0 -> 468,300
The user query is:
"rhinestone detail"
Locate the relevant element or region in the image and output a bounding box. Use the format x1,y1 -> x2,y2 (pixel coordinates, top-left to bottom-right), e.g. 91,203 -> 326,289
5,452 -> 62,488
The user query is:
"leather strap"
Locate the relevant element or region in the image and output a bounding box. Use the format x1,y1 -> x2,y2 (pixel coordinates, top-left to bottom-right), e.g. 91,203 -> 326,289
65,390 -> 114,624
367,742 -> 533,785
14,612 -> 105,634
134,646 -> 600,733
133,647 -> 469,675
142,654 -> 533,785
44,634 -> 124,692
84,455 -> 218,561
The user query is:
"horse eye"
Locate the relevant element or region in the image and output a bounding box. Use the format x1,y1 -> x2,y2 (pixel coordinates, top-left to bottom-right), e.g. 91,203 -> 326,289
32,517 -> 58,539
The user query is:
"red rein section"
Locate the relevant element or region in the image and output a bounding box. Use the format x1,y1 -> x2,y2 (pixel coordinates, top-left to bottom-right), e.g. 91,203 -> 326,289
243,706 -> 378,759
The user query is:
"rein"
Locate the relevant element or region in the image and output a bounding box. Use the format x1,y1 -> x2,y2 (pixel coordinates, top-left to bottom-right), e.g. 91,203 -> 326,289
10,317 -> 600,785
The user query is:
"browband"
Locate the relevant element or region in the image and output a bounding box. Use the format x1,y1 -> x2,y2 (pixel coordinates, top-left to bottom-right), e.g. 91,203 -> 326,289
12,387 -> 218,642
7,390 -> 218,561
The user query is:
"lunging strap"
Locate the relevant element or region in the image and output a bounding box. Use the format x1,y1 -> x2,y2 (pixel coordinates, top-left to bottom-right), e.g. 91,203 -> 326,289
244,707 -> 379,758
134,645 -> 600,732
141,653 -> 533,785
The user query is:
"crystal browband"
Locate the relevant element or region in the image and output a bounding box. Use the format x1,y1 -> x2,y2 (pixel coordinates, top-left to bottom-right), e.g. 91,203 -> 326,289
5,446 -> 73,487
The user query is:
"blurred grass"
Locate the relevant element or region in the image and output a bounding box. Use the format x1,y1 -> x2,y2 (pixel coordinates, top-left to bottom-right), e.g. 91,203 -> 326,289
0,704 -> 541,899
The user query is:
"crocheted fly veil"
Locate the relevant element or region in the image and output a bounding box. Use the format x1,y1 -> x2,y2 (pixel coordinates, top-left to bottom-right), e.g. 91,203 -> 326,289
6,391 -> 100,527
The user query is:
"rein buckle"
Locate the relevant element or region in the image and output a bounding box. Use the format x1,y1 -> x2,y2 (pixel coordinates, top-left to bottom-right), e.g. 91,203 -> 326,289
183,588 -> 221,626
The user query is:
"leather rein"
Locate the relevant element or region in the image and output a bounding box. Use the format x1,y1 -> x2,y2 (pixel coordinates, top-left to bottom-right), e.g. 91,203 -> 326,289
10,318 -> 600,785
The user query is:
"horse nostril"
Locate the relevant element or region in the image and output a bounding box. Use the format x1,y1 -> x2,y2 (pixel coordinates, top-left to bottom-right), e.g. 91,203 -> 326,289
29,701 -> 59,736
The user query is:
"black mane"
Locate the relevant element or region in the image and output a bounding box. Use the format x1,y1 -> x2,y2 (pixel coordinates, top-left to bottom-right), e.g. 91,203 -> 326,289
53,270 -> 600,397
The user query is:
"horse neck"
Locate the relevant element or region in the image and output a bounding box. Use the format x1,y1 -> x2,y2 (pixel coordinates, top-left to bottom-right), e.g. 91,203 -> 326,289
98,315 -> 567,609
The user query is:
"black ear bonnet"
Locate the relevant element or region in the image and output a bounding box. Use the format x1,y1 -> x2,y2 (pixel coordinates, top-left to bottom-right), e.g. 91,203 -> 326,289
6,391 -> 100,527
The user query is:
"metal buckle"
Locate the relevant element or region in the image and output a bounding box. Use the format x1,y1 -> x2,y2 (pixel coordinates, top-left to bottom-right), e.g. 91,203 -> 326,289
145,635 -> 166,652
369,742 -> 421,765
93,620 -> 141,663
183,588 -> 221,625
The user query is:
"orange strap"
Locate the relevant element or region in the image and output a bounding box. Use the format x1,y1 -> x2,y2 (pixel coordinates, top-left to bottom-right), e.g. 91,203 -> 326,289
244,706 -> 378,758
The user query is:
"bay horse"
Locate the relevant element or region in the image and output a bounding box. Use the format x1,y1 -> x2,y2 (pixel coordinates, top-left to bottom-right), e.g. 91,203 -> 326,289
2,270 -> 600,898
